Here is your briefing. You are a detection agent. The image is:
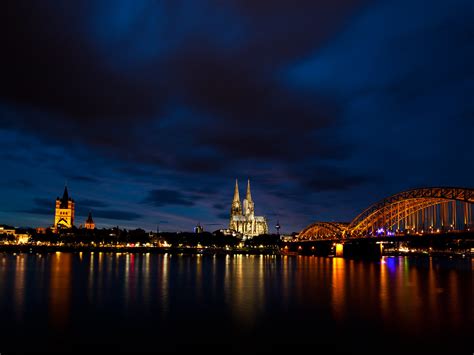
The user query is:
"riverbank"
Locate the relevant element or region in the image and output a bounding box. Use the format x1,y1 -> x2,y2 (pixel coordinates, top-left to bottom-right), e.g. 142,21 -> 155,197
0,244 -> 281,255
1,244 -> 472,259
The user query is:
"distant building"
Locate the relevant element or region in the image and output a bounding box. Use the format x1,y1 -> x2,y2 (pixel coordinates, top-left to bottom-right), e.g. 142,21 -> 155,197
0,225 -> 15,235
229,179 -> 268,237
54,186 -> 75,231
15,230 -> 30,244
0,225 -> 30,243
194,222 -> 204,233
85,211 -> 95,230
280,234 -> 294,242
216,228 -> 243,238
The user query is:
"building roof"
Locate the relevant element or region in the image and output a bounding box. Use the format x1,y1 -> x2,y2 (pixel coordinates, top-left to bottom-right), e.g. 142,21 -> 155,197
86,211 -> 94,224
58,186 -> 73,208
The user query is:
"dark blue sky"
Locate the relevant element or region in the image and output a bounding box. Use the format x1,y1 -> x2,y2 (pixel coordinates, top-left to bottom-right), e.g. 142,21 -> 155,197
0,0 -> 472,233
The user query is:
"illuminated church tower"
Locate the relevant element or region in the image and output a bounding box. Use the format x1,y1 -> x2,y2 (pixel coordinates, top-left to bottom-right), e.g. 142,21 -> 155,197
85,211 -> 95,230
229,179 -> 268,237
54,186 -> 75,230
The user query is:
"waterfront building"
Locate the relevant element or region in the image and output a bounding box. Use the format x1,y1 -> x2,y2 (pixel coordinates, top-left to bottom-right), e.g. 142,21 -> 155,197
85,211 -> 95,230
0,225 -> 16,235
229,179 -> 268,237
54,186 -> 75,230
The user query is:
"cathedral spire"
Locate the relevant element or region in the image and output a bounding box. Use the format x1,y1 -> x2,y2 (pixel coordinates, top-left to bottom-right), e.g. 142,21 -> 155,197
231,179 -> 242,216
246,179 -> 252,202
233,179 -> 240,203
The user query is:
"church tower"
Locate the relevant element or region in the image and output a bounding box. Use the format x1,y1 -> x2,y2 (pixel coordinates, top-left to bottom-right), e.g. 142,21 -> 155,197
230,179 -> 242,217
242,179 -> 255,217
85,211 -> 95,230
54,186 -> 75,231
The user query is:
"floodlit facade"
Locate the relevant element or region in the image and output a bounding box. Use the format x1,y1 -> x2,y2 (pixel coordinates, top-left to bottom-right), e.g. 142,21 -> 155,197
54,186 -> 75,230
229,179 -> 268,237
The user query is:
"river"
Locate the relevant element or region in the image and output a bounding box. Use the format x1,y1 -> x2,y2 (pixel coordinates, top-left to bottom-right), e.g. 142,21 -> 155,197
0,252 -> 471,353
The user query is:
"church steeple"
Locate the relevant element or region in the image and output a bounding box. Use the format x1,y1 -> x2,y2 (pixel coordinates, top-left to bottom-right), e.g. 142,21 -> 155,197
85,211 -> 95,230
243,179 -> 255,217
59,185 -> 72,209
231,179 -> 242,216
246,179 -> 252,202
61,185 -> 69,202
233,179 -> 240,203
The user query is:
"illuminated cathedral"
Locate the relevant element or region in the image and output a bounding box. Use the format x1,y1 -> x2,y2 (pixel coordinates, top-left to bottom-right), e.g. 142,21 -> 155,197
229,179 -> 268,237
54,186 -> 75,230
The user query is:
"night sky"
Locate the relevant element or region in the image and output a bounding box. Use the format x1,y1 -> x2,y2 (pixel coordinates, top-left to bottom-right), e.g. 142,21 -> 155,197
0,1 -> 472,233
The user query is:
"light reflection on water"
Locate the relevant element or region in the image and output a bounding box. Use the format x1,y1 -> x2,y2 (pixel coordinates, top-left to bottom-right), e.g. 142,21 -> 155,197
0,252 -> 471,351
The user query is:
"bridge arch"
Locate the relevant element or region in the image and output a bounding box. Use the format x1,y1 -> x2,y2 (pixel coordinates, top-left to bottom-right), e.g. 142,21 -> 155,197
297,222 -> 348,240
347,187 -> 474,237
297,187 -> 473,240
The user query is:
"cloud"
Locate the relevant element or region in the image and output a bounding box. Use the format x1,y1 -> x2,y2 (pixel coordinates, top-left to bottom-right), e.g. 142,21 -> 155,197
33,198 -> 53,207
301,166 -> 373,192
22,207 -> 53,216
216,212 -> 229,220
76,199 -> 109,209
0,1 -> 363,178
68,175 -> 100,183
213,203 -> 226,210
4,179 -> 33,189
143,189 -> 199,207
89,210 -> 142,221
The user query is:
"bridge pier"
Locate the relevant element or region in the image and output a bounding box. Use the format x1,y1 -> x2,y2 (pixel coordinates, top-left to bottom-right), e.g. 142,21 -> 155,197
286,240 -> 383,259
341,240 -> 383,259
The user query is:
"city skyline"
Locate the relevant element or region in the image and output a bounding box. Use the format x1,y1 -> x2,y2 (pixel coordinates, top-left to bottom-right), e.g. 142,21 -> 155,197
0,1 -> 472,233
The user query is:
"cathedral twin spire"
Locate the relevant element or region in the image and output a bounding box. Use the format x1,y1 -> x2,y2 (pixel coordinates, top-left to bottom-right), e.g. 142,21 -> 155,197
233,179 -> 240,203
229,179 -> 268,236
231,179 -> 253,217
246,179 -> 252,202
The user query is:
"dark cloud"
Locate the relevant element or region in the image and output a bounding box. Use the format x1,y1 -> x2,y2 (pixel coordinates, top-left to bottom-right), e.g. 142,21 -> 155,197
68,175 -> 100,183
22,207 -> 53,216
298,165 -> 373,192
33,198 -> 53,207
143,189 -> 199,207
76,199 -> 109,209
0,0 -> 362,176
216,212 -> 229,220
213,203 -> 226,210
88,210 -> 142,221
4,179 -> 33,189
0,3 -> 161,122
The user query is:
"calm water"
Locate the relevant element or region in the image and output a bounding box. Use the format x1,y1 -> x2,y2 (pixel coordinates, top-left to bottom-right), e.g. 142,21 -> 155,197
0,252 -> 472,353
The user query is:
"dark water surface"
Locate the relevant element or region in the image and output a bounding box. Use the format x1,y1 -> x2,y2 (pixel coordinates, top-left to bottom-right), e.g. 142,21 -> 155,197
0,252 -> 472,353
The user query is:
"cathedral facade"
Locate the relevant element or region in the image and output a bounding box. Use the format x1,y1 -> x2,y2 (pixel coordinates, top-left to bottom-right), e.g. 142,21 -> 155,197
229,179 -> 268,237
54,186 -> 75,230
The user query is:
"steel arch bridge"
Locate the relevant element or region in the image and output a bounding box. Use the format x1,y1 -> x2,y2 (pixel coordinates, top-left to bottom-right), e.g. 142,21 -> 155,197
297,187 -> 474,240
297,222 -> 348,240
